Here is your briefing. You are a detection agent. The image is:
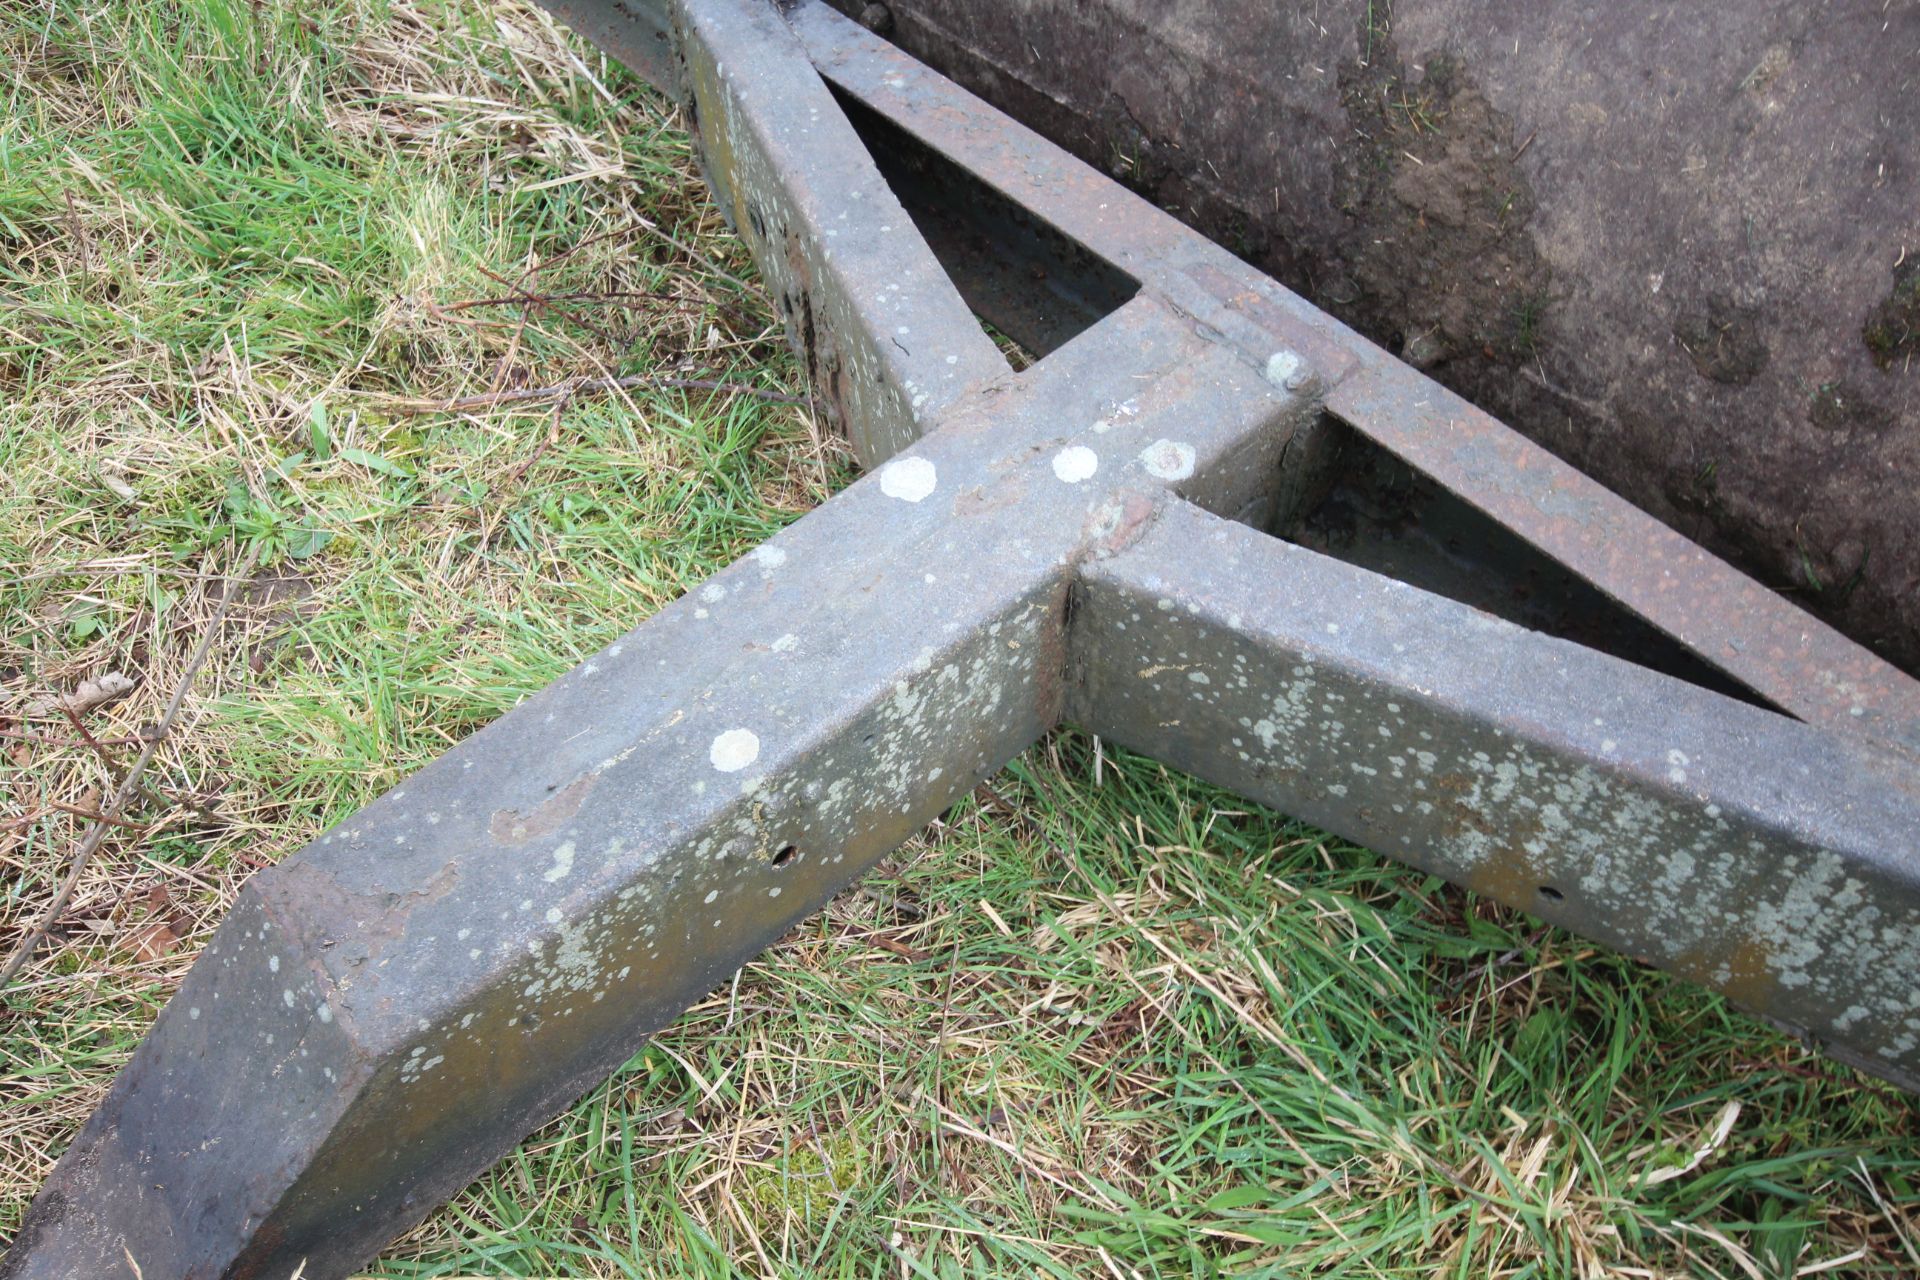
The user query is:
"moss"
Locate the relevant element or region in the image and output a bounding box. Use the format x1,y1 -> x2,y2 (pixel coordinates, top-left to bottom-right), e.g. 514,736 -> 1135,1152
1863,260 -> 1919,370
732,1126 -> 871,1227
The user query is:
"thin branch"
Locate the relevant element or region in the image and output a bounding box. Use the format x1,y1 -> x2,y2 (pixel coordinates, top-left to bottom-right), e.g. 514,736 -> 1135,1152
392,374 -> 805,416
473,264 -> 620,349
438,289 -> 686,313
638,216 -> 759,298
45,801 -> 152,832
60,689 -> 218,824
59,700 -> 128,775
0,729 -> 144,748
0,545 -> 260,995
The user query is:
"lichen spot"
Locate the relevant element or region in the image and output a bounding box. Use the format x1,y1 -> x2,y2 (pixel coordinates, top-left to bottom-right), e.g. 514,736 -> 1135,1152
1053,445 -> 1099,484
268,955 -> 280,974
710,728 -> 761,773
879,456 -> 937,503
317,1003 -> 333,1024
1666,748 -> 1690,785
752,545 -> 788,569
1140,439 -> 1196,482
771,633 -> 799,653
700,583 -> 727,604
543,840 -> 576,884
1264,349 -> 1305,389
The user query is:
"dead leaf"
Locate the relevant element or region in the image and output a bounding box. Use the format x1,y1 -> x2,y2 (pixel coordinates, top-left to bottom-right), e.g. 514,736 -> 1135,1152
25,672 -> 137,719
122,921 -> 180,962
97,461 -> 137,502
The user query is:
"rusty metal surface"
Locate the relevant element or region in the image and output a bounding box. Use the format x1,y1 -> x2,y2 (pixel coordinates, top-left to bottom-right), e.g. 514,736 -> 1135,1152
675,0 -> 1007,463
6,1 -> 1920,1276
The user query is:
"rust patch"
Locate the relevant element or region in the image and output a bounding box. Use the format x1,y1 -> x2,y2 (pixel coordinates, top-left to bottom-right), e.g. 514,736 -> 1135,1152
1674,935 -> 1780,1014
1461,825 -> 1547,907
1083,490 -> 1161,559
490,771 -> 599,844
951,476 -> 1029,518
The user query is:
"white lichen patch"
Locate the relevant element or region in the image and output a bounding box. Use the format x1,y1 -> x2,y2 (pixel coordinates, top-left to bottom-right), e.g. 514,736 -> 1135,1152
542,840 -> 576,883
709,728 -> 761,772
1264,349 -> 1305,389
752,544 -> 788,569
879,455 -> 938,503
1140,439 -> 1196,481
1052,445 -> 1099,484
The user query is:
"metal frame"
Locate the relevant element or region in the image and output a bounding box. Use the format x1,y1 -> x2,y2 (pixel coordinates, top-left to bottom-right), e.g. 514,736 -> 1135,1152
6,2 -> 1918,1276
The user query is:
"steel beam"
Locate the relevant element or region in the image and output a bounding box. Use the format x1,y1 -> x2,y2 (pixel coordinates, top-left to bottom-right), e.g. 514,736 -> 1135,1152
5,2 -> 1918,1277
1073,499 -> 1920,1090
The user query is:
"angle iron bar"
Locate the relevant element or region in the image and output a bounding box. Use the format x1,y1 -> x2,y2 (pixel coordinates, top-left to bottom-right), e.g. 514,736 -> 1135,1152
3,1 -> 1917,1277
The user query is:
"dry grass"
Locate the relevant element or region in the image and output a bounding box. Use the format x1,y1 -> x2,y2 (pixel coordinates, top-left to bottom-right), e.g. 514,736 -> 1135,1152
3,2 -> 1918,1278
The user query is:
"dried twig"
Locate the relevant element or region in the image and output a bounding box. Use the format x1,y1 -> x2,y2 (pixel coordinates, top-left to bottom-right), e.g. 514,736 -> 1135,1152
438,288 -> 684,313
638,216 -> 758,298
473,264 -> 620,349
0,545 -> 260,995
0,729 -> 144,749
60,692 -> 217,824
393,374 -> 804,415
45,801 -> 152,832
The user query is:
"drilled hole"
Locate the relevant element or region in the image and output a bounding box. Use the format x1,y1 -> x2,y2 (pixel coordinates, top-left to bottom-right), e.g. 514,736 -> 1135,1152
1538,885 -> 1565,903
771,845 -> 797,868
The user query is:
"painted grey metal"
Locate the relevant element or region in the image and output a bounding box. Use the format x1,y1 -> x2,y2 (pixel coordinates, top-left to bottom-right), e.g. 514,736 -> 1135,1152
5,1 -> 1919,1277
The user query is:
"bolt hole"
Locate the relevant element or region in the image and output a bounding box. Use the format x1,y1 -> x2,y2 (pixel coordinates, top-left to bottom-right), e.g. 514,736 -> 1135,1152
771,845 -> 797,868
1538,885 -> 1564,903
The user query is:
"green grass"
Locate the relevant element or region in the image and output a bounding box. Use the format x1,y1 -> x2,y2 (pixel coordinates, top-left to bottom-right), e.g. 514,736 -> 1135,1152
2,3 -> 1917,1277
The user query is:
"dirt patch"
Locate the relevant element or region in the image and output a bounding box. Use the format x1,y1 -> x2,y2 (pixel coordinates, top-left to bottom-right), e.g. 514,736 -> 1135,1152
1330,31 -> 1550,371
1864,259 -> 1919,371
1809,380 -> 1897,438
239,570 -> 317,674
1674,296 -> 1770,386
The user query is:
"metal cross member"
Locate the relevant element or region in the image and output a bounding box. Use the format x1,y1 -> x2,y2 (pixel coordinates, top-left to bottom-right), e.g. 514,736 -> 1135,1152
8,2 -> 1919,1276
